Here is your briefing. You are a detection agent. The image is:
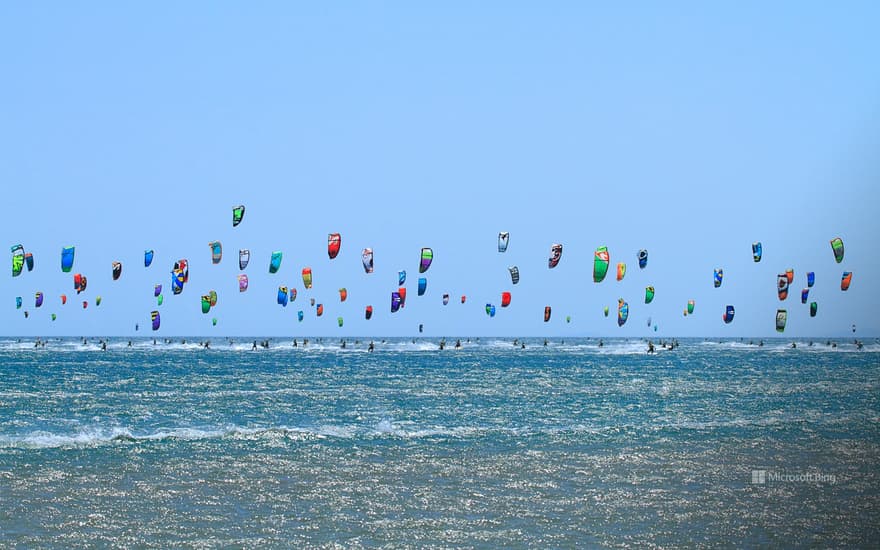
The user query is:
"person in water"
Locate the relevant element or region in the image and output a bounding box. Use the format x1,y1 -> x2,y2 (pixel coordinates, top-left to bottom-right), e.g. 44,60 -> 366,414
368,341 -> 374,352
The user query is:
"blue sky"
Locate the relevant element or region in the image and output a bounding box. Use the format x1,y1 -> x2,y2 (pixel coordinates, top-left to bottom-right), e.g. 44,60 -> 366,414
1,2 -> 878,337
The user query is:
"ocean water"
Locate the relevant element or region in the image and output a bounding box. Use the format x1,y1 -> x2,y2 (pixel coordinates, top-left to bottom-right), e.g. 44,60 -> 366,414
1,337 -> 878,547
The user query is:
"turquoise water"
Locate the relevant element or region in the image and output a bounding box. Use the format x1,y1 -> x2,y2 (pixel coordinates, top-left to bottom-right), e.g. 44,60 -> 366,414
1,338 -> 878,547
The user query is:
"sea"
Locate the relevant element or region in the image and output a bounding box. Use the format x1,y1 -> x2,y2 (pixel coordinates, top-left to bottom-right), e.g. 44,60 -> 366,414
0,337 -> 878,548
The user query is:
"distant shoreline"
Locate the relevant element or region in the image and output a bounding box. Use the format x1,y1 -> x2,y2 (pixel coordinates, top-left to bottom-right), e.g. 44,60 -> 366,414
1,335 -> 875,340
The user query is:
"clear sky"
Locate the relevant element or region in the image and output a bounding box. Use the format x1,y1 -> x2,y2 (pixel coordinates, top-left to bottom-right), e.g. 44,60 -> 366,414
1,2 -> 878,337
